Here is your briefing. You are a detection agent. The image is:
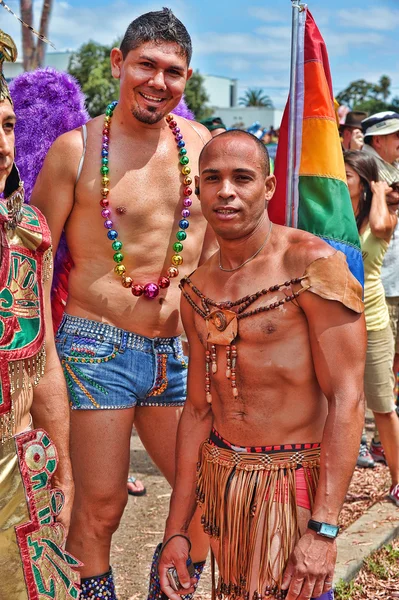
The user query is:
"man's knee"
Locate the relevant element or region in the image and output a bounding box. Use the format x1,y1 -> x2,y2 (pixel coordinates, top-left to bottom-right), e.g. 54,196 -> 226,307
72,488 -> 128,535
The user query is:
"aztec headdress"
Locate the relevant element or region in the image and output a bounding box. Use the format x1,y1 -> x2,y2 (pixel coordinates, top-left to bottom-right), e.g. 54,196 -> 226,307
0,27 -> 17,106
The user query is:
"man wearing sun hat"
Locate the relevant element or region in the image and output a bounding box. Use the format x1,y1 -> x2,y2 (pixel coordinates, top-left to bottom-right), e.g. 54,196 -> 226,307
340,110 -> 367,150
362,111 -> 399,475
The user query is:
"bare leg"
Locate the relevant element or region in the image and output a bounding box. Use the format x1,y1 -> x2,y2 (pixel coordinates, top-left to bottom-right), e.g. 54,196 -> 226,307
66,407 -> 135,576
134,406 -> 209,562
373,410 -> 399,485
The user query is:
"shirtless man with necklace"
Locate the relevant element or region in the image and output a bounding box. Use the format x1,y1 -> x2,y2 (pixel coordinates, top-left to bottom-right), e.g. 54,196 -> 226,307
32,9 -> 212,599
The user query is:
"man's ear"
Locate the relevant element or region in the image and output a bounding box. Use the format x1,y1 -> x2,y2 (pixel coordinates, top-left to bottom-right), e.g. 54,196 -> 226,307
186,67 -> 193,83
265,174 -> 276,204
110,48 -> 123,79
194,175 -> 200,197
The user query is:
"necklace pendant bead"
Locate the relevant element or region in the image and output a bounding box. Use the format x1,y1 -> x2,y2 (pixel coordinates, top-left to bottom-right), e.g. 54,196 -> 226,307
169,119 -> 177,128
102,176 -> 110,185
183,186 -> 192,195
183,176 -> 192,185
180,156 -> 189,165
101,188 -> 109,197
166,114 -> 173,123
100,198 -> 109,208
179,219 -> 189,229
181,165 -> 191,175
173,242 -> 183,252
175,133 -> 183,141
100,166 -> 109,175
167,266 -> 179,278
132,284 -> 144,296
183,198 -> 192,207
101,209 -> 111,219
112,240 -> 122,251
144,283 -> 160,298
107,230 -> 118,240
158,276 -> 170,289
113,252 -> 124,263
104,220 -> 113,229
181,209 -> 190,218
178,140 -> 186,149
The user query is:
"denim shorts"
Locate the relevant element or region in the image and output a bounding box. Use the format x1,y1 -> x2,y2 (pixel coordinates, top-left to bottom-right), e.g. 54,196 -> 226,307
55,314 -> 188,410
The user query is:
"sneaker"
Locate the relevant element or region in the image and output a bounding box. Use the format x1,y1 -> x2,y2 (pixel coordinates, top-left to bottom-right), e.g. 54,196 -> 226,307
356,442 -> 375,468
370,440 -> 387,464
388,483 -> 399,507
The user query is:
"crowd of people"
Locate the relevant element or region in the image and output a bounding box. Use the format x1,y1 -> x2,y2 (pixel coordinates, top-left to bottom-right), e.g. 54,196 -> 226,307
0,7 -> 398,600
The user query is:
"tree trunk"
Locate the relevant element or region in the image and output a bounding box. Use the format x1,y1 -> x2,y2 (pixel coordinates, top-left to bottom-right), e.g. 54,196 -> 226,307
20,0 -> 34,70
34,0 -> 53,69
20,0 -> 54,71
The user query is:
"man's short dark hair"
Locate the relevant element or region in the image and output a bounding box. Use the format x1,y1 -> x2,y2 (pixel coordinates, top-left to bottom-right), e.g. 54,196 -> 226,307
199,130 -> 271,177
120,7 -> 192,64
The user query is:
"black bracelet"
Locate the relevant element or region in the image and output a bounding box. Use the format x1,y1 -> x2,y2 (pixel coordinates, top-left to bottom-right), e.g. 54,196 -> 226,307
160,533 -> 192,558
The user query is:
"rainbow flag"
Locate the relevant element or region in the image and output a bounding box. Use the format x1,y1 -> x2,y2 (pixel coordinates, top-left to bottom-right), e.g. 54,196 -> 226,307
269,7 -> 363,285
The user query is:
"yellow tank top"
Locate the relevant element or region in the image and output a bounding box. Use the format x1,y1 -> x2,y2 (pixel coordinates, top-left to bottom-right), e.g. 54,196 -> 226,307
360,225 -> 390,331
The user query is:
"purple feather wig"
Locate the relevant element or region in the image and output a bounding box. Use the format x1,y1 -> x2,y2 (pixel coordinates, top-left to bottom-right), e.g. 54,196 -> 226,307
10,68 -> 89,328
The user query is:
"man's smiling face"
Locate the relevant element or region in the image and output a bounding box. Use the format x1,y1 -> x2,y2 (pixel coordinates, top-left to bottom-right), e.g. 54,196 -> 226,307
112,41 -> 192,125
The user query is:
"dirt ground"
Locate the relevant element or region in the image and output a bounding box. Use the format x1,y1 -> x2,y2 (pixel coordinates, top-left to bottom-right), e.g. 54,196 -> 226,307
111,422 -> 394,600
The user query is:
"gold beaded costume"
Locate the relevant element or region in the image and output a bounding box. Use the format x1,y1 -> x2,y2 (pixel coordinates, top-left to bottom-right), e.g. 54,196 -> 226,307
0,29 -> 81,599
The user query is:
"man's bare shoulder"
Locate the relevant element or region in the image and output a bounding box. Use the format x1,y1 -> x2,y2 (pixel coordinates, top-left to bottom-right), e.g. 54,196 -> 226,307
176,117 -> 212,145
281,226 -> 335,276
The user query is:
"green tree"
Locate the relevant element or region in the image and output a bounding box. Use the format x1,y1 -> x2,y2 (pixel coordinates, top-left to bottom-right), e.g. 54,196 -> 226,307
68,40 -> 119,117
239,88 -> 274,108
184,70 -> 212,121
336,75 -> 393,114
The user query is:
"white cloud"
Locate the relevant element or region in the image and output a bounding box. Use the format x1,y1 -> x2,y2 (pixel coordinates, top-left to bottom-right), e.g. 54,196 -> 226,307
338,7 -> 399,31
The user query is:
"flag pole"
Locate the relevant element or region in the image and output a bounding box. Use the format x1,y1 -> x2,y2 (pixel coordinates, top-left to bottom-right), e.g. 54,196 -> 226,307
286,0 -> 302,227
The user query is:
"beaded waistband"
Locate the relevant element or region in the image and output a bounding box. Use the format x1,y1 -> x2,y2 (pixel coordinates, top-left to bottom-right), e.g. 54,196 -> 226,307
58,314 -> 183,354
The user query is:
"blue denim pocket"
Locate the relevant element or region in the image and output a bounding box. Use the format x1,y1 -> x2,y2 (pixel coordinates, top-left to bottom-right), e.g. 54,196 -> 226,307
63,334 -> 118,363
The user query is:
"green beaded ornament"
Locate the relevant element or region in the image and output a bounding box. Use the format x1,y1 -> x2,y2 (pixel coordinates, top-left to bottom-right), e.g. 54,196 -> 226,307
180,156 -> 189,165
112,241 -> 123,251
173,242 -> 183,252
176,231 -> 187,241
113,252 -> 124,263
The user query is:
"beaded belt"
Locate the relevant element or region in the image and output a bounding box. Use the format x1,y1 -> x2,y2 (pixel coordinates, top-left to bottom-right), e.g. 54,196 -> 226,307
58,314 -> 182,354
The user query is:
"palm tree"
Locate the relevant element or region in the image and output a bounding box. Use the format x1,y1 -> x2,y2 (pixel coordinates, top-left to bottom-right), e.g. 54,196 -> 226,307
239,88 -> 274,108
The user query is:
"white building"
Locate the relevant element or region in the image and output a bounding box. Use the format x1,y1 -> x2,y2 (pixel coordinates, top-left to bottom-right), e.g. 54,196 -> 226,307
213,106 -> 284,130
3,51 -> 72,81
202,74 -> 238,109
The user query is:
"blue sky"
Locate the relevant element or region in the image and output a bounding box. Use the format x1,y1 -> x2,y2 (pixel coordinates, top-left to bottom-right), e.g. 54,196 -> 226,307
2,0 -> 399,108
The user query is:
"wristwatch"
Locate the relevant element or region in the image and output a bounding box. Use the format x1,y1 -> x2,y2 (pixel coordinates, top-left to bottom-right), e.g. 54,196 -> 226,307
307,519 -> 339,539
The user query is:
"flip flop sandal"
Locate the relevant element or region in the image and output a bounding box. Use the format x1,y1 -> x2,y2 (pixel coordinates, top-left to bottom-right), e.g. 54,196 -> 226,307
127,476 -> 147,497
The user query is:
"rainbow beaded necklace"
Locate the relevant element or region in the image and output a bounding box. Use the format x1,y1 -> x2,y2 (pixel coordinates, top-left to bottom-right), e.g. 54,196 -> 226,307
100,101 -> 193,299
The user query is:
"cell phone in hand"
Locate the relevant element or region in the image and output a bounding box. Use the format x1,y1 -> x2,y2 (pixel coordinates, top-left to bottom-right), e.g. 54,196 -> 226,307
166,556 -> 195,591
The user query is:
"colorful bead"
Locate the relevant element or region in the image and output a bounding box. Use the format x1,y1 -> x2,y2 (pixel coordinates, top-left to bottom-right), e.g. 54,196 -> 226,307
122,276 -> 133,288
132,284 -> 144,296
101,102 -> 191,299
144,282 -> 160,298
176,230 -> 187,241
114,264 -> 126,275
171,254 -> 183,266
158,276 -> 171,289
173,242 -> 183,252
167,266 -> 179,278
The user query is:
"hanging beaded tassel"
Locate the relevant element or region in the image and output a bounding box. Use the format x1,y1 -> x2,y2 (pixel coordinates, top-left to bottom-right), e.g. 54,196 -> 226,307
205,349 -> 212,404
147,543 -> 205,600
230,345 -> 238,398
210,345 -> 217,374
80,567 -> 117,599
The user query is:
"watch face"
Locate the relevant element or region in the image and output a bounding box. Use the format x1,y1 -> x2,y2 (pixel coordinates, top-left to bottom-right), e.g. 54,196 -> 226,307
319,523 -> 339,538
